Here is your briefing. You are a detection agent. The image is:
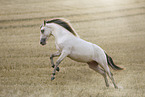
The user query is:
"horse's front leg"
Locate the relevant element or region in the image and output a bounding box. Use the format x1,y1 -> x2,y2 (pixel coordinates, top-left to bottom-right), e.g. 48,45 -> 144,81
50,51 -> 61,68
51,50 -> 69,81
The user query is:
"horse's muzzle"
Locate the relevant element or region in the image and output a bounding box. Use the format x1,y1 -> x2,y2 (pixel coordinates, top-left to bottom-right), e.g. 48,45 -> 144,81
40,38 -> 46,45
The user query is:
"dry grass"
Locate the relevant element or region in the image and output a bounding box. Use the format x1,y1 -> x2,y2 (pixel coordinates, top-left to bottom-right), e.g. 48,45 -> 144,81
0,0 -> 145,97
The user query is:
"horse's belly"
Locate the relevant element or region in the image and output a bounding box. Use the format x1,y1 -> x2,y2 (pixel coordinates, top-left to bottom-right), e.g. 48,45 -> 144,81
68,44 -> 94,63
68,54 -> 92,63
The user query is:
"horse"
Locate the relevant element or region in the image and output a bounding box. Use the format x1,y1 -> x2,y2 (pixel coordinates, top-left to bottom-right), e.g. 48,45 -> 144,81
39,18 -> 123,89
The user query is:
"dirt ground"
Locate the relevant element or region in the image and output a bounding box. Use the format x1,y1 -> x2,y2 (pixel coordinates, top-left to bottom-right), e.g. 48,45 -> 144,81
0,0 -> 145,97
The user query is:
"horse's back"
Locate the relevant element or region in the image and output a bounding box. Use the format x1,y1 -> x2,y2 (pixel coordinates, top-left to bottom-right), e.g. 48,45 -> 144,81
70,38 -> 106,64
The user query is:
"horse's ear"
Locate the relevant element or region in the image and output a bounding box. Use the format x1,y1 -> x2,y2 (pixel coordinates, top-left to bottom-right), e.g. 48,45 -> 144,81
44,20 -> 46,26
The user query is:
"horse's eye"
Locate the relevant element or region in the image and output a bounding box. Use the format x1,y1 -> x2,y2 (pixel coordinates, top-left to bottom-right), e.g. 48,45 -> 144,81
40,25 -> 43,29
41,29 -> 45,33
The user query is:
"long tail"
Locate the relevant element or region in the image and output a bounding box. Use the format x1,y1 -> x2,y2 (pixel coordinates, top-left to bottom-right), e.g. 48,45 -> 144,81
105,52 -> 123,70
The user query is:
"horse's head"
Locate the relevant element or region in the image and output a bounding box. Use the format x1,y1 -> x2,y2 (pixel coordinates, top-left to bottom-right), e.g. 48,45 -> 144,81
40,20 -> 52,45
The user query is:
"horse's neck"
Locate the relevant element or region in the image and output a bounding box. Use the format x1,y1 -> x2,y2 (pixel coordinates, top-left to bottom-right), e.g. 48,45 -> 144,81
51,24 -> 72,42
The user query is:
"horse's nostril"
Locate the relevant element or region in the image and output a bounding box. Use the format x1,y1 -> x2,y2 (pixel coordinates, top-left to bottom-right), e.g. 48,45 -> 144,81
40,42 -> 43,44
41,29 -> 44,33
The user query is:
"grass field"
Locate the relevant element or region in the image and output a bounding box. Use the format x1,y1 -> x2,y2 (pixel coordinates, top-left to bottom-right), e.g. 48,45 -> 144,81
0,0 -> 145,97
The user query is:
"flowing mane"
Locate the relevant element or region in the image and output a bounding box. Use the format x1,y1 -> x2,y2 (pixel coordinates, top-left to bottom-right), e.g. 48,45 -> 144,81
46,18 -> 78,37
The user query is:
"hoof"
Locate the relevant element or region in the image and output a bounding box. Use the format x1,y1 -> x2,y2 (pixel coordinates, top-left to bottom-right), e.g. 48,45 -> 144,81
52,73 -> 55,75
52,65 -> 55,68
106,84 -> 109,87
56,67 -> 60,72
51,77 -> 55,81
115,86 -> 118,89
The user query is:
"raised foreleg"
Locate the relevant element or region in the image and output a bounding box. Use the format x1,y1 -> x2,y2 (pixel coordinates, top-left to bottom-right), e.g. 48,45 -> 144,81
50,51 -> 61,68
51,50 -> 70,81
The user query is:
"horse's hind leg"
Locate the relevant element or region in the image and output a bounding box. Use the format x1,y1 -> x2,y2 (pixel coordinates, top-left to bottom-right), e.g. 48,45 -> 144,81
107,70 -> 118,88
97,61 -> 118,89
87,61 -> 109,87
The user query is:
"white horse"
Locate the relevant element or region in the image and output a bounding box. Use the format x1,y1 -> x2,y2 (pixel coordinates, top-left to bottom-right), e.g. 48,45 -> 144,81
40,18 -> 123,88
